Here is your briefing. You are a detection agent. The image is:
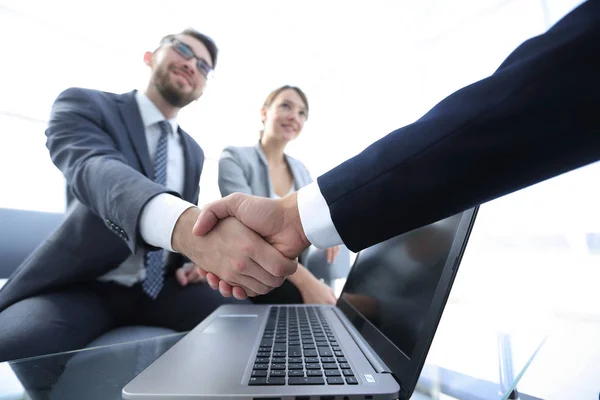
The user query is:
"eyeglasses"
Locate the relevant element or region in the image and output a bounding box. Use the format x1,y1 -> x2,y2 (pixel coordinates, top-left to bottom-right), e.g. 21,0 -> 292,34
164,38 -> 214,79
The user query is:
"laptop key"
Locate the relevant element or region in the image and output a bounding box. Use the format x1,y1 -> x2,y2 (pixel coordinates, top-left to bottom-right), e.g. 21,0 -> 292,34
325,370 -> 341,376
266,377 -> 286,385
273,352 -> 286,357
334,351 -> 344,357
318,347 -> 333,357
321,357 -> 335,363
288,363 -> 304,370
288,370 -> 304,377
339,363 -> 351,369
248,377 -> 266,385
332,346 -> 341,351
270,370 -> 285,377
323,364 -> 339,369
305,363 -> 321,370
342,370 -> 354,377
251,370 -> 267,377
337,357 -> 347,363
327,377 -> 345,385
304,350 -> 318,357
288,357 -> 303,363
257,352 -> 271,358
272,357 -> 286,363
288,377 -> 325,385
253,364 -> 269,370
305,357 -> 319,363
255,358 -> 270,364
307,370 -> 323,376
273,344 -> 286,352
271,364 -> 286,370
346,376 -> 359,385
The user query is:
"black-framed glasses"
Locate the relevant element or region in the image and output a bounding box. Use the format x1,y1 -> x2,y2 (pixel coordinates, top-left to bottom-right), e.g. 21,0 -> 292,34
164,38 -> 214,79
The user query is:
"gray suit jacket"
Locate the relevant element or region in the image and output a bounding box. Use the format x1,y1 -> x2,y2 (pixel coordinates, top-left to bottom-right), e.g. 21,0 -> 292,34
218,143 -> 312,265
218,143 -> 312,198
0,88 -> 204,312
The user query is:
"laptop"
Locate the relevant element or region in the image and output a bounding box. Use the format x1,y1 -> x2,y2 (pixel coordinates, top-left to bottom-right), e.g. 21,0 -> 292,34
123,207 -> 478,400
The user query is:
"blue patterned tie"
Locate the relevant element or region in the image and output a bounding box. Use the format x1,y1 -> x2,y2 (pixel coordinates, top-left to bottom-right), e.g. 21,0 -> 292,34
142,120 -> 171,299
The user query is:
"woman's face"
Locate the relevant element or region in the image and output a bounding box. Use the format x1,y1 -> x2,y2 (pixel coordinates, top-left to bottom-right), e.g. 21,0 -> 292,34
262,89 -> 308,143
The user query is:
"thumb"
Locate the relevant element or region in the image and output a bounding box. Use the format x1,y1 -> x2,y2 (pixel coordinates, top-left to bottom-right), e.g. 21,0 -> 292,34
193,195 -> 243,236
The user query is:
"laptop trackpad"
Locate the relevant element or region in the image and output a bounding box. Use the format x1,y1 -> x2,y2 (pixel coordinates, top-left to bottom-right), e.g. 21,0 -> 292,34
203,315 -> 258,333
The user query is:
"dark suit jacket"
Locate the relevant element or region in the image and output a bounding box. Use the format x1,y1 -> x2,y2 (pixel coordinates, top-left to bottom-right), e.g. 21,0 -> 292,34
0,88 -> 204,311
318,0 -> 600,252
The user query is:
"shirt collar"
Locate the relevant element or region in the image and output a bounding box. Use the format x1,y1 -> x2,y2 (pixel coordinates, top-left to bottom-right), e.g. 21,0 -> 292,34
135,90 -> 179,135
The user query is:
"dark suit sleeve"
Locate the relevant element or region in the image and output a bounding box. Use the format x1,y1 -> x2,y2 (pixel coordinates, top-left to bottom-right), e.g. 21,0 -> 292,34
318,1 -> 600,252
45,88 -> 175,253
218,147 -> 254,196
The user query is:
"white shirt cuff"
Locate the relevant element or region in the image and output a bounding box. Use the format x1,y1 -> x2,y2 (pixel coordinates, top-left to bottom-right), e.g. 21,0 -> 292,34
140,193 -> 195,252
297,182 -> 343,249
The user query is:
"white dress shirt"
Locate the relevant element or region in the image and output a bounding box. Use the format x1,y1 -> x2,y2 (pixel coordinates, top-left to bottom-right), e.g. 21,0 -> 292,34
99,91 -> 195,286
297,182 -> 343,249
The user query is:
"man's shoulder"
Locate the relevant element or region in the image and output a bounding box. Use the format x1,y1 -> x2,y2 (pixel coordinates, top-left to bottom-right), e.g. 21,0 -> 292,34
55,87 -> 131,105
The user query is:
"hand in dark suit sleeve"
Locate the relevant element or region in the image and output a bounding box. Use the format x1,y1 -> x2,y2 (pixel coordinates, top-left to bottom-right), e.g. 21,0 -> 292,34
46,88 -> 176,252
218,147 -> 254,196
318,2 -> 600,251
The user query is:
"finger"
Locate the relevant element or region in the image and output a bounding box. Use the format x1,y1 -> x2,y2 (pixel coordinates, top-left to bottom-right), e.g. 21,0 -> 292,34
175,268 -> 188,286
193,195 -> 244,236
326,248 -> 332,264
231,262 -> 276,295
187,267 -> 205,283
197,268 -> 208,278
232,287 -> 249,300
333,246 -> 340,260
249,236 -> 298,279
219,280 -> 233,297
206,273 -> 220,290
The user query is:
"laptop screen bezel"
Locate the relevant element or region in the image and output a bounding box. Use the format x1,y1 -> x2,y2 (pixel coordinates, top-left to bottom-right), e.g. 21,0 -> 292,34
336,207 -> 478,399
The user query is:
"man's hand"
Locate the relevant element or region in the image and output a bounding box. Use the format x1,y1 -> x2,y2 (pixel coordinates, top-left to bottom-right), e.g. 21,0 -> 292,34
175,262 -> 206,286
172,207 -> 298,299
193,192 -> 311,259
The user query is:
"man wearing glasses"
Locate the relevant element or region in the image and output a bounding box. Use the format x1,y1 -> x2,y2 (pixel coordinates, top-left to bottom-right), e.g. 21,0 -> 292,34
0,28 -> 297,362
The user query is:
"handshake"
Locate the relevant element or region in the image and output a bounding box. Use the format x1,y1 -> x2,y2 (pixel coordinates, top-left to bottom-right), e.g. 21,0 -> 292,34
171,192 -> 311,300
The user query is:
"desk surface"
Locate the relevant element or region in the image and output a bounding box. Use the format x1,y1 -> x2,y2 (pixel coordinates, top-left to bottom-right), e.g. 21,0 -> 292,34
0,305 -> 544,400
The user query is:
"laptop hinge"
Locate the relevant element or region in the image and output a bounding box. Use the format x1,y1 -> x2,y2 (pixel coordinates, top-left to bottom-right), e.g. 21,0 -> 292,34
332,308 -> 392,374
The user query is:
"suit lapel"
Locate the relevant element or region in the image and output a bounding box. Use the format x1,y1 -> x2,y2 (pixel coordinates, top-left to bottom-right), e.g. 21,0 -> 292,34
117,91 -> 153,177
254,143 -> 274,196
285,156 -> 304,191
179,128 -> 200,202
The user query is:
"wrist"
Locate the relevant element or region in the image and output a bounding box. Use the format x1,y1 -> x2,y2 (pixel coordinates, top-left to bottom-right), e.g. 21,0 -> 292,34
282,192 -> 311,251
171,206 -> 201,254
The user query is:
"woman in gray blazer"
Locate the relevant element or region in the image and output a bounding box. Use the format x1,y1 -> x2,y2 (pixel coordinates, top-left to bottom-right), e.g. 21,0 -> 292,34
218,85 -> 339,305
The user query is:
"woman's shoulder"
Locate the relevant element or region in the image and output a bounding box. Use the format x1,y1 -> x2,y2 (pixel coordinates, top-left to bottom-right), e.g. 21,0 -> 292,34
285,153 -> 309,172
221,145 -> 257,160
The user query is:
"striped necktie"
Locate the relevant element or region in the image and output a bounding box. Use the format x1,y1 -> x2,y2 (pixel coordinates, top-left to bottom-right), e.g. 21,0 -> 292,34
142,120 -> 171,299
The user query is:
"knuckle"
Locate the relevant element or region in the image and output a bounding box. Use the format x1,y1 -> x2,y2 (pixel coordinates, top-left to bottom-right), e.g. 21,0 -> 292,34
232,259 -> 248,273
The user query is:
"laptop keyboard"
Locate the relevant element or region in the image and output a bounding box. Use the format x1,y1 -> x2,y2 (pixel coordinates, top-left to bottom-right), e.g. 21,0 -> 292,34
248,306 -> 358,386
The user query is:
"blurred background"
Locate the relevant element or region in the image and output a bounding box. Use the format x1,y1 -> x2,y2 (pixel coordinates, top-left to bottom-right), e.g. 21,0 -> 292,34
0,0 -> 597,397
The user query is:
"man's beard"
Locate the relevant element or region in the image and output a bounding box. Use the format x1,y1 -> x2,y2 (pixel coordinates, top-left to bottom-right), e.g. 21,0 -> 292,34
153,65 -> 198,108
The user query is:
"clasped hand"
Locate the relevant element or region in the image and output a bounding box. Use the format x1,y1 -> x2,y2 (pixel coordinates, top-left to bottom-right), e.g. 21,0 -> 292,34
188,192 -> 311,299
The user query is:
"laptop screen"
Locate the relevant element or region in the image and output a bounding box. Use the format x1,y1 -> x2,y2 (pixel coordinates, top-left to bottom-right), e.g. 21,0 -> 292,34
337,210 -> 474,368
